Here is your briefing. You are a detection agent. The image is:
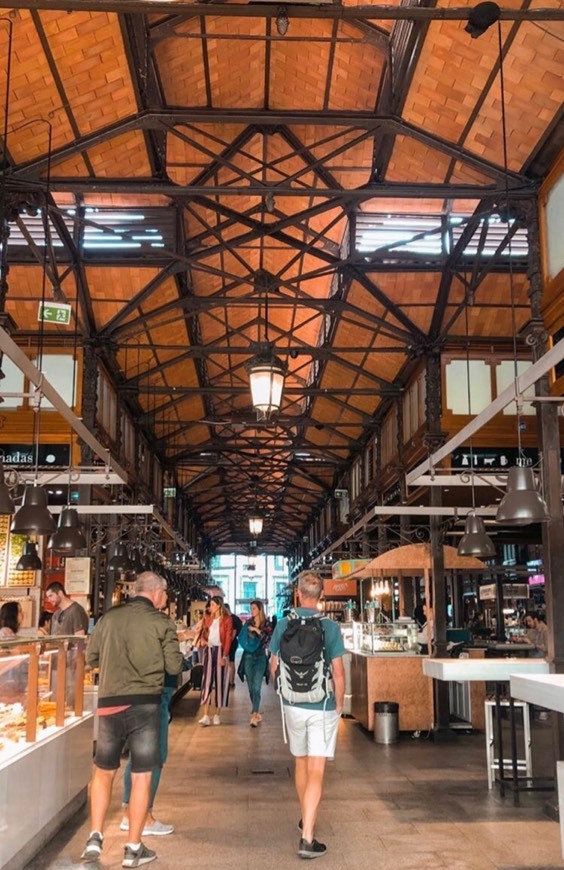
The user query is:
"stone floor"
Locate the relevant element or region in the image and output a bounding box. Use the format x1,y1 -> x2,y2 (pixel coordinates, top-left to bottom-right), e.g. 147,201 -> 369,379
26,679 -> 563,870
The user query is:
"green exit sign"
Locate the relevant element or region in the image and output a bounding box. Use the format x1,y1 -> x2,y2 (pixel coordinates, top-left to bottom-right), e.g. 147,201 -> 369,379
38,302 -> 72,325
164,487 -> 176,498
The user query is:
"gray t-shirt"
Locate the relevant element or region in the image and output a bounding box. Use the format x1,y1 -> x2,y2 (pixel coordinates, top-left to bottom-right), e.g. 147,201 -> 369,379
51,601 -> 89,636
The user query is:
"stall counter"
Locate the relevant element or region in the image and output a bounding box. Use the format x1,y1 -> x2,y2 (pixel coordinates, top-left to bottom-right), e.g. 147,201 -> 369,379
350,651 -> 434,732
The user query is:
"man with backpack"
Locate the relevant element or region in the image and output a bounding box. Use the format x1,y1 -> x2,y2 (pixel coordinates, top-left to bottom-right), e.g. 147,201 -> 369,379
269,570 -> 345,860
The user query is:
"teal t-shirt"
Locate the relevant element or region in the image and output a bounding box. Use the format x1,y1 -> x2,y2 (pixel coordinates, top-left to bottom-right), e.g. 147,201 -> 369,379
270,608 -> 345,711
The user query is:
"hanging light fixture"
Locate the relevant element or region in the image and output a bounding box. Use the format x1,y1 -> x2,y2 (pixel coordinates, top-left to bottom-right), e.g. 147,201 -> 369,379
11,484 -> 56,536
477,10 -> 550,527
0,461 -> 15,515
246,343 -> 288,419
10,118 -> 56,539
246,270 -> 288,419
458,514 -> 496,557
107,542 -> 133,573
496,465 -> 549,526
16,540 -> 42,571
457,286 -> 496,558
275,6 -> 289,36
48,507 -> 87,552
249,516 -> 263,536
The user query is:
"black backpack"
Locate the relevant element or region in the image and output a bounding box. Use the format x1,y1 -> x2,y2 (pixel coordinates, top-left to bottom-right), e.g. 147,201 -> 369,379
276,611 -> 331,704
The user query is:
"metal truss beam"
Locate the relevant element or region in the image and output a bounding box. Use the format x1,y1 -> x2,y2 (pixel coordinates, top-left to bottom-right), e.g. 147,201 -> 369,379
6,1 -> 561,21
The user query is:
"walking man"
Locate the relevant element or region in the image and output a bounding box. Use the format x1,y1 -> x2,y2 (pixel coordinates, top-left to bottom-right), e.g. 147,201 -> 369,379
270,570 -> 345,860
81,572 -> 183,868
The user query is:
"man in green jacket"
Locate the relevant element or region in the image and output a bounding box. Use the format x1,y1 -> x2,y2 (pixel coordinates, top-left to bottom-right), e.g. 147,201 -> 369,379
81,572 -> 183,869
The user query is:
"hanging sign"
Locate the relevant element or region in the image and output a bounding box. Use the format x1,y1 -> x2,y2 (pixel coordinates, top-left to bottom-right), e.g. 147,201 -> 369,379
38,302 -> 72,325
332,559 -> 370,579
323,578 -> 358,597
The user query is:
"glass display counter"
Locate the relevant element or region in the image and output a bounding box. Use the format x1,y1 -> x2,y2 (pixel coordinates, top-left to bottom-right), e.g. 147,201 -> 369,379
0,636 -> 94,870
352,619 -> 419,654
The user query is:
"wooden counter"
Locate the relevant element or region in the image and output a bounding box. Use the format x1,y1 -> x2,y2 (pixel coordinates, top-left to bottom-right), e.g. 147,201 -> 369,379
350,651 -> 434,732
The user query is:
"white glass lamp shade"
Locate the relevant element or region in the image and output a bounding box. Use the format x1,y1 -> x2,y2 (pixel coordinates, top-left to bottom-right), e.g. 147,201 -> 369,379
246,345 -> 288,418
249,517 -> 263,536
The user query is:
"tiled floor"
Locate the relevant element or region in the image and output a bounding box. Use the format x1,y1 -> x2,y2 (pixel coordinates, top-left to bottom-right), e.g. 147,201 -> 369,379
26,680 -> 563,869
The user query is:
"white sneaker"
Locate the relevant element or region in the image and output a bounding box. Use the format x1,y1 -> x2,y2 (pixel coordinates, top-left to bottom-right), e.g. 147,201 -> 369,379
198,715 -> 211,726
120,819 -> 174,836
213,714 -> 221,725
143,820 -> 174,836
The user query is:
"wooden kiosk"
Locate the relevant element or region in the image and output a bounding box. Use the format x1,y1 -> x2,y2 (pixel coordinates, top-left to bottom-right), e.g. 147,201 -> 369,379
347,544 -> 487,732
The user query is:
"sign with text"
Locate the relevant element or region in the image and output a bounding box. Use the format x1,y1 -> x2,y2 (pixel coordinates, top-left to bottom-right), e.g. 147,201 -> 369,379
323,578 -> 358,598
65,557 -> 92,595
38,302 -> 72,325
0,444 -> 70,467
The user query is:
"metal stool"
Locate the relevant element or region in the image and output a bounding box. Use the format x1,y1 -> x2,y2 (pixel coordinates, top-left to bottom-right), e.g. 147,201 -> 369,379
484,699 -> 532,790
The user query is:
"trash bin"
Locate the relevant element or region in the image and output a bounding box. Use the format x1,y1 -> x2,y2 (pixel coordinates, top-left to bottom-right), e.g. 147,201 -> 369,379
374,701 -> 399,744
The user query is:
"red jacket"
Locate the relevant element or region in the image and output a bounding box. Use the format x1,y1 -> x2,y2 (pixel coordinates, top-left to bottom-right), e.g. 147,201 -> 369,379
202,614 -> 233,657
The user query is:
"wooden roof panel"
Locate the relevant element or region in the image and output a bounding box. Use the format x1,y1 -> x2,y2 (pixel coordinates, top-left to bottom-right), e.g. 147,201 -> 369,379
269,19 -> 333,110
39,10 -> 137,135
463,23 -> 564,171
155,18 -> 208,106
328,22 -> 385,111
87,131 -> 151,177
205,17 -> 267,108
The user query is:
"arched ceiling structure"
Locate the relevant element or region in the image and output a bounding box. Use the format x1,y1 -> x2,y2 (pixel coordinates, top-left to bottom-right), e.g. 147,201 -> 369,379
0,0 -> 563,553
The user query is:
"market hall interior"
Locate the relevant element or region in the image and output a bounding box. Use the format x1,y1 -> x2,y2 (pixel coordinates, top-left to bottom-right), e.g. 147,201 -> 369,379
24,682 -> 563,870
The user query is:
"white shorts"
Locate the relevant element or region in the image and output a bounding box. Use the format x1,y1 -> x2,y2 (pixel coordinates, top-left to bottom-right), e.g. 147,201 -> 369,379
283,707 -> 340,758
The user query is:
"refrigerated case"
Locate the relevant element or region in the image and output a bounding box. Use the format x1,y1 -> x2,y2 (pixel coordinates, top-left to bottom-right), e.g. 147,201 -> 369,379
353,619 -> 420,654
0,636 -> 94,870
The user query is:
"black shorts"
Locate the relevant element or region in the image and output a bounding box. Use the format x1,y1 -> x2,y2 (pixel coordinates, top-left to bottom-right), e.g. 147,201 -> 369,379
94,704 -> 161,773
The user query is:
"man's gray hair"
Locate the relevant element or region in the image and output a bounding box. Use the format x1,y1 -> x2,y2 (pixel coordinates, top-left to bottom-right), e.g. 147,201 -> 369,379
298,570 -> 323,601
134,571 -> 167,595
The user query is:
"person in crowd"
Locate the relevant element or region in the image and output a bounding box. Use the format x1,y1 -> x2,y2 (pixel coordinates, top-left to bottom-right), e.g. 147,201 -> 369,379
415,601 -> 432,654
524,611 -> 548,657
45,582 -> 88,636
0,601 -> 22,639
269,571 -> 345,860
224,603 -> 242,688
198,596 -> 232,727
38,610 -> 53,636
120,671 -> 177,838
240,599 -> 272,727
81,571 -> 183,868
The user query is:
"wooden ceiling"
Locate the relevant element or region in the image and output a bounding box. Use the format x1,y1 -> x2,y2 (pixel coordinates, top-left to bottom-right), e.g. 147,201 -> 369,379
1,0 -> 563,553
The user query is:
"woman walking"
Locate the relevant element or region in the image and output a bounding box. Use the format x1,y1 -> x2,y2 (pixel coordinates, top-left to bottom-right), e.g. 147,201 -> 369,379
241,599 -> 272,727
198,596 -> 233,726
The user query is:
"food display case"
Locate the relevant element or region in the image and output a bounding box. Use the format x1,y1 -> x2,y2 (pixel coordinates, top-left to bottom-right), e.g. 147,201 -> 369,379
352,619 -> 419,654
0,636 -> 94,870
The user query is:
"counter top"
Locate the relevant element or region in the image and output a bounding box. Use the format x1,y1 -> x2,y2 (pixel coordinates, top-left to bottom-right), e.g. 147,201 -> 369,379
423,658 -> 549,682
510,674 -> 564,713
350,650 -> 422,658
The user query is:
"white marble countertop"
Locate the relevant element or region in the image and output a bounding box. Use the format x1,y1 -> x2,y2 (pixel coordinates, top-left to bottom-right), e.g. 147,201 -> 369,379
510,673 -> 564,713
422,657 -> 549,682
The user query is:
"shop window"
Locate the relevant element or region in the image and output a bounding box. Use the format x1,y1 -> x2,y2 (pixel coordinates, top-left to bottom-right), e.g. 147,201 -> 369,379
496,361 -> 536,416
33,354 -> 77,410
0,356 -> 25,408
445,360 -> 492,415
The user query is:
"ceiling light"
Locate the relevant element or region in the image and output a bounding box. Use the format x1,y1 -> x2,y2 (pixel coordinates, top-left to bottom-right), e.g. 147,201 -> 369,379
458,514 -> 496,558
47,507 -> 87,552
276,6 -> 289,36
16,540 -> 42,571
246,343 -> 288,420
496,465 -> 549,526
249,517 -> 263,536
107,542 -> 133,573
465,2 -> 500,38
11,484 -> 56,536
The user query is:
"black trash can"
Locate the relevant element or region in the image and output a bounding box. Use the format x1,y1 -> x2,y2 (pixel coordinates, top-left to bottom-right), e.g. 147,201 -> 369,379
374,701 -> 399,744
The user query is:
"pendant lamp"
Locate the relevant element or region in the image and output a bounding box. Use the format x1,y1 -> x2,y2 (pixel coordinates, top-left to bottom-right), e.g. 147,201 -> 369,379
496,465 -> 549,526
0,461 -> 15,515
246,343 -> 287,419
16,540 -> 42,571
47,507 -> 87,551
107,543 -> 133,573
249,516 -> 263,536
458,514 -> 496,558
11,484 -> 56,536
